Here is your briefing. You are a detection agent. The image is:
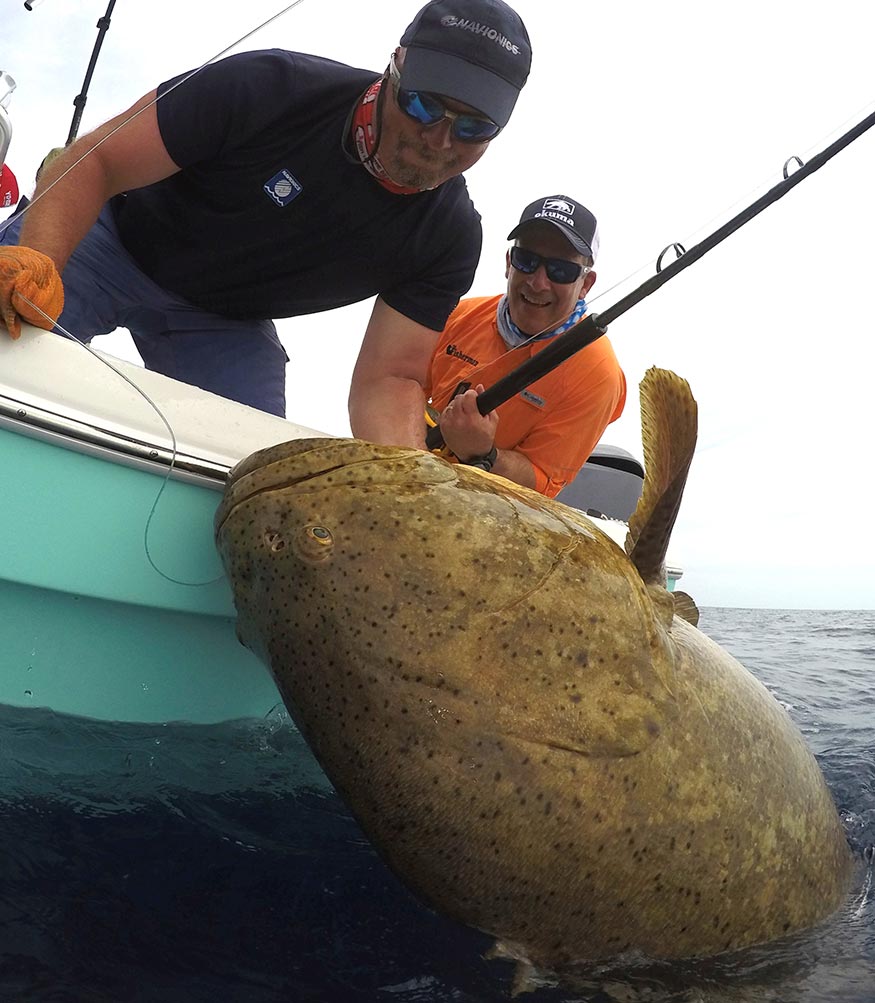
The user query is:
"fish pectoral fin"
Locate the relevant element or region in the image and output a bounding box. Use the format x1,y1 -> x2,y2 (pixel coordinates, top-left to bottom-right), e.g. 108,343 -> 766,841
505,686 -> 675,758
672,590 -> 700,626
648,583 -> 676,628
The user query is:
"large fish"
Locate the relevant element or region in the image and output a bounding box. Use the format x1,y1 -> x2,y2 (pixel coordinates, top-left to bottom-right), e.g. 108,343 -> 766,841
215,368 -> 854,971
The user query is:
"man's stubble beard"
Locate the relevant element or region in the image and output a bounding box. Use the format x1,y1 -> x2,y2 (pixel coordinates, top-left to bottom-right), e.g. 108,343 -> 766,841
382,134 -> 461,191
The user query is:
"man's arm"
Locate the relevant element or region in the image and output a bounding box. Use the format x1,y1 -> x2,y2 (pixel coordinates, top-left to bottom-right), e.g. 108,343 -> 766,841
490,446 -> 537,488
348,297 -> 440,449
19,90 -> 180,271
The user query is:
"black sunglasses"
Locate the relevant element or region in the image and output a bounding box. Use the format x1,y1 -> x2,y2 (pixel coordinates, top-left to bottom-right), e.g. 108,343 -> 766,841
388,56 -> 501,144
510,246 -> 588,285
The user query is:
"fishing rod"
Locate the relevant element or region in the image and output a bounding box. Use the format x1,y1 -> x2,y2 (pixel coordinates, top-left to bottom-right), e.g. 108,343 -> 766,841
23,0 -> 119,145
426,103 -> 875,451
67,0 -> 118,145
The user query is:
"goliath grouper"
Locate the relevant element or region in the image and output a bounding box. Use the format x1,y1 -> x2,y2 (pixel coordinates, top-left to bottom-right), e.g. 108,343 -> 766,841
215,367 -> 854,971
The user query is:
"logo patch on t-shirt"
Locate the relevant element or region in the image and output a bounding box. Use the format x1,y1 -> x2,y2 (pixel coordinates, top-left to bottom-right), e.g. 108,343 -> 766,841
520,389 -> 545,408
263,169 -> 303,207
446,344 -> 478,366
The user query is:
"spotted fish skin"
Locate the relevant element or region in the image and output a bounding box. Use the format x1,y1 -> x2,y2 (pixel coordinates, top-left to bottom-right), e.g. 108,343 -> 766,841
214,370 -> 854,968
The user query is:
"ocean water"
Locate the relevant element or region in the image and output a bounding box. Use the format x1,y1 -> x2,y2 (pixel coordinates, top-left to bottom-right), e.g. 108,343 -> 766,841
0,607 -> 872,1003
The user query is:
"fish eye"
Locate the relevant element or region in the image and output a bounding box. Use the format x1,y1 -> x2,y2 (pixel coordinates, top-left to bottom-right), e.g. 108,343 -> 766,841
295,524 -> 335,563
307,526 -> 333,544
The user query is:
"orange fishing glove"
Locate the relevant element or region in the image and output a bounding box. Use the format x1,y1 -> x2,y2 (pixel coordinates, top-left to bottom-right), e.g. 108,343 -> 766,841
0,245 -> 64,339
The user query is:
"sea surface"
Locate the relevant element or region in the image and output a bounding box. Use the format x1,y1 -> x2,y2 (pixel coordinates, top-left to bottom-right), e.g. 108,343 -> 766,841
0,607 -> 872,1003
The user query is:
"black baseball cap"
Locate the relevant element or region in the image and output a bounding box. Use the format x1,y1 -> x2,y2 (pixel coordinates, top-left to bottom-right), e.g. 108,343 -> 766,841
507,195 -> 600,260
399,0 -> 532,128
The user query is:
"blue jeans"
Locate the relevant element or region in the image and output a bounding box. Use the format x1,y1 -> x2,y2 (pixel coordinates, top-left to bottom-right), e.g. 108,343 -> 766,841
1,202 -> 288,416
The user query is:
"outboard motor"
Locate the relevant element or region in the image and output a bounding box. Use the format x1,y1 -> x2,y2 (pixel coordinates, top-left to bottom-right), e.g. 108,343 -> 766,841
557,443 -> 644,522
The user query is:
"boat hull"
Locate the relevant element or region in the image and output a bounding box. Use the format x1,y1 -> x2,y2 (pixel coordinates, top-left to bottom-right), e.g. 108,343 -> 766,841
1,422 -> 281,723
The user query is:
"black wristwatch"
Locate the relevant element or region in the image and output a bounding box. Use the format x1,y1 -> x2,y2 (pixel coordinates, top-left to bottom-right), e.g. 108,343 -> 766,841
460,446 -> 498,472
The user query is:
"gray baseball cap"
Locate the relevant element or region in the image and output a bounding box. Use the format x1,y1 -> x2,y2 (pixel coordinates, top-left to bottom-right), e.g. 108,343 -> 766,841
399,0 -> 532,128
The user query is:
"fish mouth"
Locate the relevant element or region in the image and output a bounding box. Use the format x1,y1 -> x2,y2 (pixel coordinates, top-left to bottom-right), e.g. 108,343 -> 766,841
225,437 -> 370,488
214,436 -> 449,537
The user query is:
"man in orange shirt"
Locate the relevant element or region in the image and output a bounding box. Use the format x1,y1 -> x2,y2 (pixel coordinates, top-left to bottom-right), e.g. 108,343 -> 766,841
425,194 -> 626,498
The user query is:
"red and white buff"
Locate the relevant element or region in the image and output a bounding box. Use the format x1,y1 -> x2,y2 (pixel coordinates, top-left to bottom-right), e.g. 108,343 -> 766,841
350,80 -> 419,196
0,163 -> 19,209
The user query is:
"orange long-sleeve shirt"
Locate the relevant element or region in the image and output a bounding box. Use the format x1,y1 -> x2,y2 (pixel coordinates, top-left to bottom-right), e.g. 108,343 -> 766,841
425,295 -> 626,497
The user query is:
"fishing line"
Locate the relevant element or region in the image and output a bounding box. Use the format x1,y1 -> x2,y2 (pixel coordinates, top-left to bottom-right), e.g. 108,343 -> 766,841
587,94 -> 875,313
0,0 -> 309,241
16,294 -> 224,587
427,94 -> 875,449
4,0 -> 317,584
434,91 -> 875,417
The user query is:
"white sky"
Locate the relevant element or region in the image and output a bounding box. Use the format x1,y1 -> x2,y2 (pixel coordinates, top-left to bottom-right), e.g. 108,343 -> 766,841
3,0 -> 875,610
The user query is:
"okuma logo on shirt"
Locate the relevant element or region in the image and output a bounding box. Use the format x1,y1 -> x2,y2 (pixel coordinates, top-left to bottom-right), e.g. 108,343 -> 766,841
264,169 -> 303,207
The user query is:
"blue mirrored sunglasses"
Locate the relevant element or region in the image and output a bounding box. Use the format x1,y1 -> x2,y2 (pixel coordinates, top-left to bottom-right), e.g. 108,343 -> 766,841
388,56 -> 501,143
510,246 -> 588,285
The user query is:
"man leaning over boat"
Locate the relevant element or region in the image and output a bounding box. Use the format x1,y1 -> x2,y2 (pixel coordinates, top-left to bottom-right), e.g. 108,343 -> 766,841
0,0 -> 530,451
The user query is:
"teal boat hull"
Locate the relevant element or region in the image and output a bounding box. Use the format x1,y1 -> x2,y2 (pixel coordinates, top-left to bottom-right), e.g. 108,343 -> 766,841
1,423 -> 281,723
0,326 -> 324,724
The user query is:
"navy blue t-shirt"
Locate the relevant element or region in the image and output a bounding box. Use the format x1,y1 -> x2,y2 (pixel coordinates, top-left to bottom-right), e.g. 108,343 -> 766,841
113,50 -> 482,325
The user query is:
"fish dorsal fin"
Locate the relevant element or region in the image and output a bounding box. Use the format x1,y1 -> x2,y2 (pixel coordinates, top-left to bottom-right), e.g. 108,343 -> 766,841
625,368 -> 698,587
671,590 -> 700,626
